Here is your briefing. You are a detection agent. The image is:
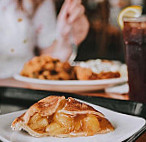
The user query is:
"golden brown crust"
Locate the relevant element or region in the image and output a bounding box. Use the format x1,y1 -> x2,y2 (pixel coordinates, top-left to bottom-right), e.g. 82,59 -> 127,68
24,96 -> 65,122
60,97 -> 104,117
11,113 -> 25,128
12,96 -> 65,126
11,96 -> 114,137
65,97 -> 96,111
97,116 -> 114,133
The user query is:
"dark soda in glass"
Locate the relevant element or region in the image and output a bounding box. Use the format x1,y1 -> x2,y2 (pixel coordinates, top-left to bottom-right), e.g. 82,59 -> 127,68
123,16 -> 146,103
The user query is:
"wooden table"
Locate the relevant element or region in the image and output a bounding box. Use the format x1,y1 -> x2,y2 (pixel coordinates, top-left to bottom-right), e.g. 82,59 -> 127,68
0,78 -> 145,142
0,78 -> 129,100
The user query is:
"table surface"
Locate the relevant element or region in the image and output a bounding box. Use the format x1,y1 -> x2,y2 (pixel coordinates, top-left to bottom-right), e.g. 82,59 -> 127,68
0,78 -> 129,100
0,78 -> 145,142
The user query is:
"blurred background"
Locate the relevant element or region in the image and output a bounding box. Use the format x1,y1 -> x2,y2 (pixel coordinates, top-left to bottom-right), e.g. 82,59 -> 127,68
55,0 -> 144,62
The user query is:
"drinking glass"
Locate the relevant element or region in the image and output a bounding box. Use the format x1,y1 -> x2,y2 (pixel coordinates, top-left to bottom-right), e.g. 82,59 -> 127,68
123,16 -> 146,103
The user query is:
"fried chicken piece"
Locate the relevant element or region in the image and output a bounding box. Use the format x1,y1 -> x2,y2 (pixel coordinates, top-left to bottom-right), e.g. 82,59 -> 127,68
21,56 -> 76,80
74,66 -> 98,80
74,66 -> 120,80
97,72 -> 120,79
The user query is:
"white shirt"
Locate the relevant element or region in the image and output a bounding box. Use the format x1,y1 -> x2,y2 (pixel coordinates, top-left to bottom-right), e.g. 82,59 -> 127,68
0,0 -> 56,78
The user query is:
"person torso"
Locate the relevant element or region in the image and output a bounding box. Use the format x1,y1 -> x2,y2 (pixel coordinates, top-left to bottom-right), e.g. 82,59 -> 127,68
0,0 -> 35,78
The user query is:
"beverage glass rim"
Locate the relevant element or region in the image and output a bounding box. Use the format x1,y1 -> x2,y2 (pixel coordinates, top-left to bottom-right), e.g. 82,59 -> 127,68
123,15 -> 146,22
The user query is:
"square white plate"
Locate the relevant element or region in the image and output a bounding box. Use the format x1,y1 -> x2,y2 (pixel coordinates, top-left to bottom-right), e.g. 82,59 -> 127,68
0,100 -> 145,142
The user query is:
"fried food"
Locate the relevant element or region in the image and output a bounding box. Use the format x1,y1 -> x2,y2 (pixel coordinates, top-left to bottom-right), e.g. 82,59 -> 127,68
20,56 -> 120,80
11,96 -> 114,137
20,56 -> 75,80
74,66 -> 120,80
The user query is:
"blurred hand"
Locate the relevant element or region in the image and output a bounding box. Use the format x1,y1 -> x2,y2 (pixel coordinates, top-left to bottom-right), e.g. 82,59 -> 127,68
56,0 -> 89,45
41,0 -> 89,61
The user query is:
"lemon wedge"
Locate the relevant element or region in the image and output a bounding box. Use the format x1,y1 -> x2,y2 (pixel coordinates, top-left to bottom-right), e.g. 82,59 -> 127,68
118,5 -> 142,29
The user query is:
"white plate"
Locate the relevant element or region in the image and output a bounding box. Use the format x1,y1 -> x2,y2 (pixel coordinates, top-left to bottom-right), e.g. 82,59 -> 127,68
0,100 -> 145,142
14,74 -> 128,92
105,84 -> 129,94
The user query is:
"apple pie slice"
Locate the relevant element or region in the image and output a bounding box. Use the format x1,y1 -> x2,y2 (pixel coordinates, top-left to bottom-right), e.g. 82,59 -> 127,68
11,96 -> 114,137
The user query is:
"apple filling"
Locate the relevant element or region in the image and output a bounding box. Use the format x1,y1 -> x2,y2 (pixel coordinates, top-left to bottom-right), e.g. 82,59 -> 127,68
28,112 -> 112,136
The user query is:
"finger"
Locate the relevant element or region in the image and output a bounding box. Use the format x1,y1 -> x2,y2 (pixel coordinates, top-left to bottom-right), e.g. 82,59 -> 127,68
68,5 -> 85,23
58,0 -> 71,20
71,0 -> 82,6
57,21 -> 72,37
68,0 -> 82,12
72,15 -> 89,45
62,25 -> 72,36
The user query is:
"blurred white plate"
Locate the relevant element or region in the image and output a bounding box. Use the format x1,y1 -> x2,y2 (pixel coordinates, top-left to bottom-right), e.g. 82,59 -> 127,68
14,74 -> 128,92
0,100 -> 145,142
105,84 -> 129,94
